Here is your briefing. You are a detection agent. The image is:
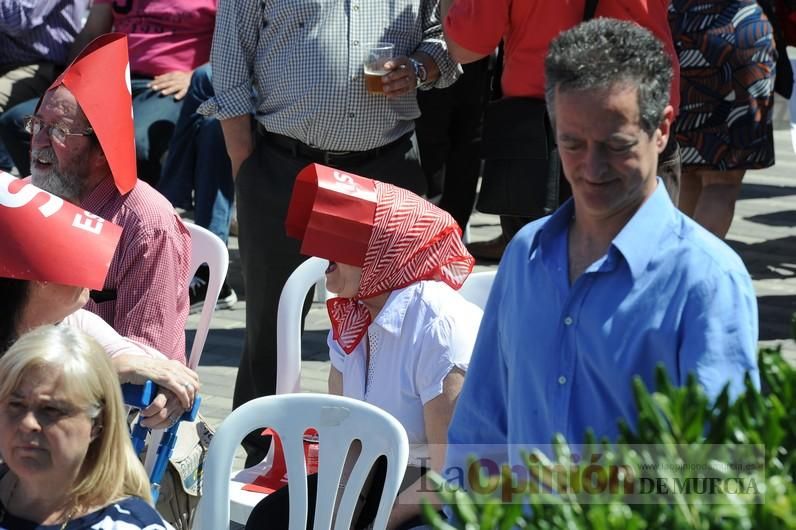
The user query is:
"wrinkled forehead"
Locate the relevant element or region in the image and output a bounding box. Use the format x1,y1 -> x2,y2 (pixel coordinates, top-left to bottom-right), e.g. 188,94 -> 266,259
38,86 -> 88,125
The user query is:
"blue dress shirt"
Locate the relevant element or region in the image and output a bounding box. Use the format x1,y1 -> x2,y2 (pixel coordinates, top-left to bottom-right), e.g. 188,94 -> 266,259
445,181 -> 759,474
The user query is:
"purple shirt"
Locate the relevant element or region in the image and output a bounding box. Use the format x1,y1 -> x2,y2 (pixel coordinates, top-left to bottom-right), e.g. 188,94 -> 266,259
0,0 -> 90,67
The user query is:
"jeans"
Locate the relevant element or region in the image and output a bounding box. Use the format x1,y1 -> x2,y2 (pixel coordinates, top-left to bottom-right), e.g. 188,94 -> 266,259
0,97 -> 35,175
158,65 -> 233,243
0,77 -> 181,183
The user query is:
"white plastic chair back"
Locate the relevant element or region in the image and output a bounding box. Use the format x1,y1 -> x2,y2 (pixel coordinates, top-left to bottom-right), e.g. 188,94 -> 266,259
276,257 -> 328,394
196,393 -> 409,530
458,270 -> 497,309
143,222 -> 228,474
185,222 -> 229,370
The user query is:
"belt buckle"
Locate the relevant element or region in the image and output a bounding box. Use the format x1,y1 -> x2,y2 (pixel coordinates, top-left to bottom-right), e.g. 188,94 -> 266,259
322,149 -> 353,165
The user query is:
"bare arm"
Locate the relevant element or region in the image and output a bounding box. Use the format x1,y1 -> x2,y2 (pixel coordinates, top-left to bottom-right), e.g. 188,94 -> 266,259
440,0 -> 492,64
328,366 -> 343,396
220,115 -> 254,179
68,4 -> 113,62
387,367 -> 466,529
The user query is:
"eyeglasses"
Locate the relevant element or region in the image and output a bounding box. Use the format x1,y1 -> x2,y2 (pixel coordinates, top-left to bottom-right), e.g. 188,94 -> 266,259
23,115 -> 94,145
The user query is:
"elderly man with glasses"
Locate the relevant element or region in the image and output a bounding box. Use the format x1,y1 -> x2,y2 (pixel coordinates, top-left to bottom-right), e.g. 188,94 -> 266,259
25,34 -> 191,364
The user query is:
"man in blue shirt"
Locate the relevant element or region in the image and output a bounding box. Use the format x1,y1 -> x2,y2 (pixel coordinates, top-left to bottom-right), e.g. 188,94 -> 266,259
445,19 -> 759,479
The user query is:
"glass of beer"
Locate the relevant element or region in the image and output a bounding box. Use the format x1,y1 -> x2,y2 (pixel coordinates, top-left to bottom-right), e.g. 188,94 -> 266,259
364,43 -> 394,94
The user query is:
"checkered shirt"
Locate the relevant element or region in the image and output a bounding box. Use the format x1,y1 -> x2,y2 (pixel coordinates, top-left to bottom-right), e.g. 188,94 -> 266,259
81,177 -> 192,363
200,0 -> 458,151
0,0 -> 90,67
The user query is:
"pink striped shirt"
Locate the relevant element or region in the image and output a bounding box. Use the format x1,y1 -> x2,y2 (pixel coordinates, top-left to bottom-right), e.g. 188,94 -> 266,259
81,177 -> 191,363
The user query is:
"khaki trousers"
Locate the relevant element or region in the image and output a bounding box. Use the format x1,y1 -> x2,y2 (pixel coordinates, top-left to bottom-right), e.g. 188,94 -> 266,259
0,62 -> 57,112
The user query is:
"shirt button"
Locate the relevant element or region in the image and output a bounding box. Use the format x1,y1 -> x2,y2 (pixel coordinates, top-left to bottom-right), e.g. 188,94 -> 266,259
353,40 -> 360,46
348,112 -> 355,118
558,376 -> 567,385
353,4 -> 359,10
564,316 -> 573,326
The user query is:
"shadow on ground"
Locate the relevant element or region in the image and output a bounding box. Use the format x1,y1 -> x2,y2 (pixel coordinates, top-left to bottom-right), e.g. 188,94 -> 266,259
187,328 -> 329,368
738,183 -> 796,201
758,295 -> 796,342
727,236 -> 796,281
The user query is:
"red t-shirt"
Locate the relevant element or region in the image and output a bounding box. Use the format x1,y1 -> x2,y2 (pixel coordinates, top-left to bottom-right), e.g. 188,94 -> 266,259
445,0 -> 680,113
96,0 -> 216,77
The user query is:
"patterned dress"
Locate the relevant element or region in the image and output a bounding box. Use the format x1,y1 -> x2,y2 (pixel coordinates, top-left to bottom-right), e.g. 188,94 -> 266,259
669,0 -> 776,170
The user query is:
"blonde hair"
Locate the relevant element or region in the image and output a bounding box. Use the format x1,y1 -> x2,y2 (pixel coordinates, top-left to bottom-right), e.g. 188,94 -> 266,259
0,325 -> 153,509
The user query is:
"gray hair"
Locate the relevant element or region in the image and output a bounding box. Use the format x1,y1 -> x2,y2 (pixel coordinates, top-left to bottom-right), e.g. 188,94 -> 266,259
544,18 -> 672,135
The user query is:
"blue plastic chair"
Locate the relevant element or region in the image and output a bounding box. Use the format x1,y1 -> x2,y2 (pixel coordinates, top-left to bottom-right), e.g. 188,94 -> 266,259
122,382 -> 202,502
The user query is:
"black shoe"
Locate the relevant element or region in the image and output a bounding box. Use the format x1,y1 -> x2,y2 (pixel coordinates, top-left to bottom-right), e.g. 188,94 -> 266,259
189,265 -> 237,313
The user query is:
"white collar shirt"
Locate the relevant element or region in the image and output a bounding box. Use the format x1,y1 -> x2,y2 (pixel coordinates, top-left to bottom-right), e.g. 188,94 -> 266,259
329,280 -> 483,466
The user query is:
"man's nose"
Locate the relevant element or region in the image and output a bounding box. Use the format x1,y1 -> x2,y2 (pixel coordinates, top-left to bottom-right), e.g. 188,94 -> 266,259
30,125 -> 52,150
583,146 -> 607,180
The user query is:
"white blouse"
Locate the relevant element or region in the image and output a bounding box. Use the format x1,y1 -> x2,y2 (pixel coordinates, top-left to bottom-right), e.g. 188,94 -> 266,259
329,281 -> 483,466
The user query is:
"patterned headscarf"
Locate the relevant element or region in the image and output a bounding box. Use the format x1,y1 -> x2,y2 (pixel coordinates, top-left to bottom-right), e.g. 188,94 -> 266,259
327,182 -> 474,353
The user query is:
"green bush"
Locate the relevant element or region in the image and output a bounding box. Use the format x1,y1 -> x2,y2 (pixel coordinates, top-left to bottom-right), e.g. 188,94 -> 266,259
425,347 -> 796,530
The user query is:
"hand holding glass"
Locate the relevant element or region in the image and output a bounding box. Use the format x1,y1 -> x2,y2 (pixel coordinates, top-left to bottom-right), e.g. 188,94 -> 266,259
364,43 -> 394,94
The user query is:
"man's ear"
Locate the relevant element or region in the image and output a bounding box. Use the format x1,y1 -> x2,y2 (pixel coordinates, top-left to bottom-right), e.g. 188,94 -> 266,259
87,142 -> 111,179
656,104 -> 675,153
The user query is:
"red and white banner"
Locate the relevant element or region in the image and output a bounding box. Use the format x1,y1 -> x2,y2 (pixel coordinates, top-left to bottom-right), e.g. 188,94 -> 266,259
0,172 -> 122,289
45,33 -> 137,195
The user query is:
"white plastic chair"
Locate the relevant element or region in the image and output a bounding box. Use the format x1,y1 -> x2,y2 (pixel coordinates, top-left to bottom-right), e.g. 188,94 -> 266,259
143,221 -> 229,474
277,257 -> 329,394
196,393 -> 409,530
458,270 -> 497,309
185,221 -> 230,370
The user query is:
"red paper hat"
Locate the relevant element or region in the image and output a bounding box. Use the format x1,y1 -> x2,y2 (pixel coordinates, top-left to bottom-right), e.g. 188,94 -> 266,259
242,428 -> 319,495
44,33 -> 136,195
0,172 -> 122,290
286,164 -> 377,266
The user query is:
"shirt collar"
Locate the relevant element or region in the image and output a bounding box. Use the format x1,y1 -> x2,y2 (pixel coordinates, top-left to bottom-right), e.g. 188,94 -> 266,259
80,176 -> 125,212
528,179 -> 676,279
528,198 -> 575,255
371,283 -> 420,336
609,179 -> 677,279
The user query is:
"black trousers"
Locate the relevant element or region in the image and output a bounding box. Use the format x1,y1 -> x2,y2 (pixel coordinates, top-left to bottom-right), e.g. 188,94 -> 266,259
245,462 -> 428,530
415,58 -> 491,230
233,131 -> 426,461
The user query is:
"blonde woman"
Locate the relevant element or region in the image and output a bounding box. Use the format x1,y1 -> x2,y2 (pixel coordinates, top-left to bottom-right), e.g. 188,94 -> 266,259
0,326 -> 169,529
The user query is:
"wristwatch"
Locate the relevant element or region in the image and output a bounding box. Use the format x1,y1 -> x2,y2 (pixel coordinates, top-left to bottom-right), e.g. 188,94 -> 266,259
408,57 -> 429,88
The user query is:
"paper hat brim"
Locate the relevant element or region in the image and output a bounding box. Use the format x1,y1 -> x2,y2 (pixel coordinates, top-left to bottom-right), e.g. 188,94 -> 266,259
44,33 -> 137,195
285,164 -> 378,267
0,172 -> 122,290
